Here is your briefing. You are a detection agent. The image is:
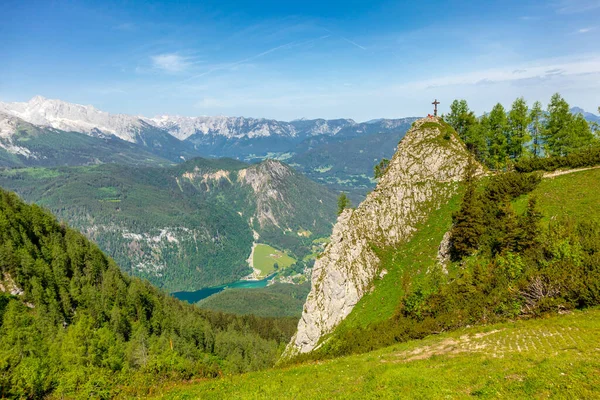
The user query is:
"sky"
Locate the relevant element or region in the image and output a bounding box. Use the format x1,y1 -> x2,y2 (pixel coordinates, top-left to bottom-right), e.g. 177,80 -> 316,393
2,0 -> 600,121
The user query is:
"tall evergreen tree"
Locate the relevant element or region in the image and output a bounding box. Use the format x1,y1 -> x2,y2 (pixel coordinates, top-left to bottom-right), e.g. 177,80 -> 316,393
507,97 -> 531,160
544,93 -> 574,156
450,161 -> 485,261
337,193 -> 352,216
445,100 -> 480,154
529,101 -> 544,158
568,113 -> 595,151
445,100 -> 472,139
486,103 -> 509,169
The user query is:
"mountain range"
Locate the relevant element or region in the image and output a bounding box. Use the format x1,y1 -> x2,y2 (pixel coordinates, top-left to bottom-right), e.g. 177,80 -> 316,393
0,96 -> 416,159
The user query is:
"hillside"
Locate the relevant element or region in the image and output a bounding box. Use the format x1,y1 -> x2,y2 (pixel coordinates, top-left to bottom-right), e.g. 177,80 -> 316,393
0,187 -> 299,398
286,117 -> 482,356
157,308 -> 600,399
287,164 -> 600,364
0,158 -> 337,292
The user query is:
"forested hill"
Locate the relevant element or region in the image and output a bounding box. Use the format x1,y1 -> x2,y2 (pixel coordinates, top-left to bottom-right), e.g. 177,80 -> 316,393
0,157 -> 338,292
0,188 -> 298,398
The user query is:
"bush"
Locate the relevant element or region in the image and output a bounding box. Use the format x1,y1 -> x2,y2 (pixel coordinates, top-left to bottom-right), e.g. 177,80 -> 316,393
515,147 -> 600,173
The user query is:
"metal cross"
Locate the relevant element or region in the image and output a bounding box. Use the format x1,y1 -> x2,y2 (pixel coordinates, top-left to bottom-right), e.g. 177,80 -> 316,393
432,99 -> 440,117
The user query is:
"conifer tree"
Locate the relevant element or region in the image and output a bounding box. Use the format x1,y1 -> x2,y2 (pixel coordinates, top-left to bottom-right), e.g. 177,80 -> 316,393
529,101 -> 544,158
337,193 -> 352,216
518,196 -> 542,251
507,97 -> 531,160
450,161 -> 485,261
445,100 -> 478,145
544,93 -> 574,156
486,103 -> 509,169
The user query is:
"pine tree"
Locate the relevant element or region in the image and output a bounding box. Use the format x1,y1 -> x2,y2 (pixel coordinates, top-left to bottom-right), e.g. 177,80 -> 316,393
450,161 -> 485,261
518,196 -> 542,251
337,193 -> 352,216
374,158 -> 390,179
529,101 -> 544,158
507,97 -> 531,160
485,103 -> 509,169
544,93 -> 573,156
445,100 -> 478,145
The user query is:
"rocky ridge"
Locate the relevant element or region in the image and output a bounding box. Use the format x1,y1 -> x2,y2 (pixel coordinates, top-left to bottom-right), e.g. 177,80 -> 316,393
285,117 -> 483,355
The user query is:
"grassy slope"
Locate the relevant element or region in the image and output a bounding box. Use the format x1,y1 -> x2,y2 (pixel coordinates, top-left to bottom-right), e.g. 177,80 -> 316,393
346,191 -> 462,329
253,244 -> 297,277
155,308 -> 600,399
514,168 -> 600,223
319,168 -> 600,352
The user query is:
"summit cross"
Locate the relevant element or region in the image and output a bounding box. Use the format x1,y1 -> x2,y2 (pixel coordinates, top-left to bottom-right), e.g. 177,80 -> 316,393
432,99 -> 440,117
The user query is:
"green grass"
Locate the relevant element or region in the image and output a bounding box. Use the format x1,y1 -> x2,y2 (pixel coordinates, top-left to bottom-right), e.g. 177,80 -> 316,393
253,244 -> 297,277
154,307 -> 600,399
335,189 -> 463,332
514,168 -> 600,223
0,167 -> 63,179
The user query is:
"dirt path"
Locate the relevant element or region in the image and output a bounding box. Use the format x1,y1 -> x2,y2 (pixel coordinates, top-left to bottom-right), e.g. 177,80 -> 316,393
543,165 -> 600,178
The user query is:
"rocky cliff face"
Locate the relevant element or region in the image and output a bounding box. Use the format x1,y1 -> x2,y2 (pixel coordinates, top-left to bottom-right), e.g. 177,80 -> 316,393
285,117 -> 482,355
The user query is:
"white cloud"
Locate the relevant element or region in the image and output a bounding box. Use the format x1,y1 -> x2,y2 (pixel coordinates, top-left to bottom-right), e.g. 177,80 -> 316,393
151,54 -> 191,73
555,0 -> 600,14
578,27 -> 595,34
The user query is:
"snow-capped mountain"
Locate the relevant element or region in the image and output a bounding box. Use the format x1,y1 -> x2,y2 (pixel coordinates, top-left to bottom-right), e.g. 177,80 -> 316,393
0,95 -> 418,167
0,96 -> 412,144
145,115 -> 299,141
0,96 -> 145,143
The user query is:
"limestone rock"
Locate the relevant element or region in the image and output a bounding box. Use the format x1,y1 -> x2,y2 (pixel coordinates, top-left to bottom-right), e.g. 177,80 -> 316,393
285,117 -> 482,356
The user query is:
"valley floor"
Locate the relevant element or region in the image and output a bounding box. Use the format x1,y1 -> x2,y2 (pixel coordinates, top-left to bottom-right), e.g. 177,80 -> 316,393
152,308 -> 600,399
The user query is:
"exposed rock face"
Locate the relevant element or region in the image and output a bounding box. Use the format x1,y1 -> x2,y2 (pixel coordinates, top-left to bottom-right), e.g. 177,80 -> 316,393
285,117 -> 482,355
239,160 -> 293,228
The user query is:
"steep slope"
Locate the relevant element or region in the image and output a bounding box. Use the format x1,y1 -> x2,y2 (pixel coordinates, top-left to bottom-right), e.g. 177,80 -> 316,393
0,188 -> 298,398
0,158 -> 337,292
286,118 -> 482,355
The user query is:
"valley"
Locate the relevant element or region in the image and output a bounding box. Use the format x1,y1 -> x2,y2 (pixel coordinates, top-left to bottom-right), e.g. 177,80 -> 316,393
0,158 -> 337,293
4,1 -> 600,397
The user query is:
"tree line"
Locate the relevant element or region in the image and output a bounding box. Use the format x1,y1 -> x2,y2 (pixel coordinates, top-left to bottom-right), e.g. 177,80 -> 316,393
444,94 -> 599,169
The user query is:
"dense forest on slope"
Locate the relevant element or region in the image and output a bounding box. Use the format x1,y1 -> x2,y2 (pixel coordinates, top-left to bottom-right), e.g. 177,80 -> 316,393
198,283 -> 311,318
288,167 -> 600,363
0,188 -> 298,398
0,158 -> 337,292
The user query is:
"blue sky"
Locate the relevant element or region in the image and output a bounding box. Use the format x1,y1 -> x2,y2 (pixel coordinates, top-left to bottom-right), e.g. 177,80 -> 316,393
2,0 -> 600,121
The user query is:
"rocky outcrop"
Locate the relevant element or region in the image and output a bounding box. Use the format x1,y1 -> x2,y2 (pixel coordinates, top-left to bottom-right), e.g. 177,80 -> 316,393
285,117 -> 483,356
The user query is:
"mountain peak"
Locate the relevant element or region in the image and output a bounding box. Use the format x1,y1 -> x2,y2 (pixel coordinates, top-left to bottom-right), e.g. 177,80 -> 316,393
285,117 -> 483,356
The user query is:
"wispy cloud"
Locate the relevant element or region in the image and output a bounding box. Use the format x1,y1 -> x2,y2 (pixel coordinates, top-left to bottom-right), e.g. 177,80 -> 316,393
180,35 -> 331,83
323,28 -> 367,50
519,16 -> 541,21
340,36 -> 366,50
555,0 -> 600,14
577,27 -> 595,34
151,53 -> 194,73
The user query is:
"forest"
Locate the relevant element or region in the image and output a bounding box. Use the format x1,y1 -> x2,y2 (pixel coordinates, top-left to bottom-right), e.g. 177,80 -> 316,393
0,188 -> 297,398
444,94 -> 599,169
